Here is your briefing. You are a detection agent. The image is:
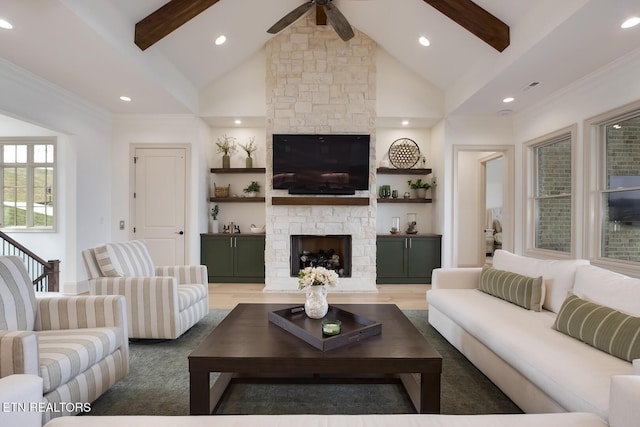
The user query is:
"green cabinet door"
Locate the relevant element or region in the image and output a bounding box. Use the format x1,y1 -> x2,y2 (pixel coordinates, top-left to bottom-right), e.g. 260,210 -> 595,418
407,236 -> 441,281
201,235 -> 234,279
234,236 -> 265,278
376,235 -> 442,284
376,237 -> 407,280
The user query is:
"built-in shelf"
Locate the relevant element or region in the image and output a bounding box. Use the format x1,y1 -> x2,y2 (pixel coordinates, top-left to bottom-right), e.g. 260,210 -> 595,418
209,197 -> 266,203
376,167 -> 432,175
377,198 -> 432,204
210,168 -> 266,173
272,197 -> 369,206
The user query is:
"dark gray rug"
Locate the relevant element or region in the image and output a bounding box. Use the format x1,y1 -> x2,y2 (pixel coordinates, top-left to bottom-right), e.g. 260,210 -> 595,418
88,309 -> 521,416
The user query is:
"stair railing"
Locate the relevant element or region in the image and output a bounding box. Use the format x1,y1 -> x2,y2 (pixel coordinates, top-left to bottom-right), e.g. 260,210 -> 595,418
0,231 -> 60,292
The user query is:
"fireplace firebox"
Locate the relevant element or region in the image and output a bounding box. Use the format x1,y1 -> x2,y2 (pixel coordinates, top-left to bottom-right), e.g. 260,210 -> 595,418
290,235 -> 352,278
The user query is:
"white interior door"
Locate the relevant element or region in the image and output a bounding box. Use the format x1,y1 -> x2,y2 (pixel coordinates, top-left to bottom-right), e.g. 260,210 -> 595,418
133,147 -> 187,265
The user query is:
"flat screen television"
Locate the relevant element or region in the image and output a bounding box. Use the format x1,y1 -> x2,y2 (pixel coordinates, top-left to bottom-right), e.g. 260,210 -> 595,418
272,134 -> 370,195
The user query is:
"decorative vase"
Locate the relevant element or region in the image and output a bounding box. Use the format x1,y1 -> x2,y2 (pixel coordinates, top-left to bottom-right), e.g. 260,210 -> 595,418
304,285 -> 328,319
222,155 -> 230,168
211,219 -> 219,234
246,157 -> 253,168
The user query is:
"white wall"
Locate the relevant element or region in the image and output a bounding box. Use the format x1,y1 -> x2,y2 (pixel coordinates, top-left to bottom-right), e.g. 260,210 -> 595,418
0,60 -> 112,290
111,115 -> 209,265
512,50 -> 640,256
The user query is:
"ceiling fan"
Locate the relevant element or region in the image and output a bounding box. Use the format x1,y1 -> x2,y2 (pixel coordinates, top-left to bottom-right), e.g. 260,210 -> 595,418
267,0 -> 355,42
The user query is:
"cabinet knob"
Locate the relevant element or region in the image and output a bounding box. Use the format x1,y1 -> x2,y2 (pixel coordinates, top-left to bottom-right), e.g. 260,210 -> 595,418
175,231 -> 184,235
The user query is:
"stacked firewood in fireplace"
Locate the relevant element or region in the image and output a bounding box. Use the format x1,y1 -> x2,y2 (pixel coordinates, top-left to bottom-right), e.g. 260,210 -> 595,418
300,249 -> 344,276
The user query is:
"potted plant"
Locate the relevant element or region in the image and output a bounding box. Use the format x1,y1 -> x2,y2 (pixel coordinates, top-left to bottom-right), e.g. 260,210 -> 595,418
243,181 -> 261,197
407,179 -> 431,198
239,137 -> 258,168
210,204 -> 220,233
215,134 -> 237,168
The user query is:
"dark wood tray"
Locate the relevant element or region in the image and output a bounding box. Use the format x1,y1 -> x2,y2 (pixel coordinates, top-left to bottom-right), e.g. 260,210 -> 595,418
268,305 -> 382,351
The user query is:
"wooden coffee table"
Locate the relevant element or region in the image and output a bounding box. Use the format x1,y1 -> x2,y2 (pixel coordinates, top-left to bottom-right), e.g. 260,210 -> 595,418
189,303 -> 442,415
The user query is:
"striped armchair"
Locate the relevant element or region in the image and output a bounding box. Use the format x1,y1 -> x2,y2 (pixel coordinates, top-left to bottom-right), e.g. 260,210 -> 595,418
82,240 -> 209,340
0,256 -> 129,424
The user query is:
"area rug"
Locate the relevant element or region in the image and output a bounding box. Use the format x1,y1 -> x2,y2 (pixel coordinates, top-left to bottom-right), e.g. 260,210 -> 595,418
87,309 -> 521,416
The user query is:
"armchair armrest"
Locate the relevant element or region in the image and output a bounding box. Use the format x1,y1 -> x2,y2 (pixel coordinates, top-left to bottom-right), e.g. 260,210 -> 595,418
155,265 -> 208,286
0,374 -> 43,427
0,330 -> 39,377
90,277 -> 179,338
431,267 -> 482,290
35,294 -> 127,332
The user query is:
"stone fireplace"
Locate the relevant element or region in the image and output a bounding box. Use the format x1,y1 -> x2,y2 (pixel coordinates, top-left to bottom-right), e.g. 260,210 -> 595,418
291,234 -> 352,277
263,14 -> 378,292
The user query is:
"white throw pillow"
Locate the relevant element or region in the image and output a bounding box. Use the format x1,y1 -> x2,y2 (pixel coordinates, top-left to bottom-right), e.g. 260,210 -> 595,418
573,264 -> 640,317
493,250 -> 589,313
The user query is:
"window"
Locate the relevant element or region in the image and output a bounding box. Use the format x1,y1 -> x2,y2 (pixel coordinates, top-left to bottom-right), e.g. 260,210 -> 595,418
599,114 -> 640,264
525,127 -> 574,255
0,139 -> 55,230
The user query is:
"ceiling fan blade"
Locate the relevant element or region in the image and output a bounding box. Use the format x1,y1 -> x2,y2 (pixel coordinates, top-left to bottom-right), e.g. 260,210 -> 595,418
267,1 -> 315,34
323,2 -> 355,41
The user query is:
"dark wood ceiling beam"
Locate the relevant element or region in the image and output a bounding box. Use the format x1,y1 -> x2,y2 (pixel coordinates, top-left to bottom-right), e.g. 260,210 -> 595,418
135,0 -> 221,51
422,0 -> 509,52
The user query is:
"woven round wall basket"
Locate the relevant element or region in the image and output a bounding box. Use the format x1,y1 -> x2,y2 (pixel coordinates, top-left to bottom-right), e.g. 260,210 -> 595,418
388,138 -> 420,169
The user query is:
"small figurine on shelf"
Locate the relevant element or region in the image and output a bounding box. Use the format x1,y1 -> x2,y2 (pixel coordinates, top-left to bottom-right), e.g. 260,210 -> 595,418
234,225 -> 241,234
222,224 -> 230,234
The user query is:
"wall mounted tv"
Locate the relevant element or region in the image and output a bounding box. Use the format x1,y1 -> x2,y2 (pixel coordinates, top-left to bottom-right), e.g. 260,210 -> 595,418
272,134 -> 370,195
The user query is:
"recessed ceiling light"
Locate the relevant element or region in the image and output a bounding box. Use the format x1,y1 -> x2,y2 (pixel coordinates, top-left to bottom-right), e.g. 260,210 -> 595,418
215,35 -> 227,45
234,119 -> 242,125
402,120 -> 409,126
119,96 -> 132,102
503,97 -> 515,103
0,19 -> 13,30
621,17 -> 640,29
418,36 -> 430,47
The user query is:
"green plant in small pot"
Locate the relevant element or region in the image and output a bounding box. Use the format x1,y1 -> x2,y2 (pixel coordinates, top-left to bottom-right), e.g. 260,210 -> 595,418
210,204 -> 220,233
239,137 -> 258,168
243,181 -> 261,197
407,179 -> 431,199
216,134 -> 237,168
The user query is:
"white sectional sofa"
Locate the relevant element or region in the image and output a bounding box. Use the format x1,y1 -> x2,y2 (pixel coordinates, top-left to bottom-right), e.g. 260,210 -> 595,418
27,376 -> 640,427
427,250 -> 640,421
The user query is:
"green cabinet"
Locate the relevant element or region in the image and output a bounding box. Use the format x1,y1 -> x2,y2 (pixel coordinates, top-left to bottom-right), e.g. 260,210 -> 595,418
201,234 -> 265,283
376,234 -> 441,284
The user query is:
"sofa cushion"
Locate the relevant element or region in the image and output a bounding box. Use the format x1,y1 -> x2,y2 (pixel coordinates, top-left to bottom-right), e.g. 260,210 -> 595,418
479,265 -> 544,311
95,241 -> 155,278
553,293 -> 640,362
37,327 -> 124,393
493,250 -> 589,313
573,264 -> 640,316
0,257 -> 37,331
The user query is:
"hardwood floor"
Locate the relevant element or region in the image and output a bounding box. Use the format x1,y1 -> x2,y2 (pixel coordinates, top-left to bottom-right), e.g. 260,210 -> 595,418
208,283 -> 430,310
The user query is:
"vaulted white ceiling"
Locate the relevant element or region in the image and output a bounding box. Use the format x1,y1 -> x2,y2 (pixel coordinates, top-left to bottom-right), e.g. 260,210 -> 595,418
0,0 -> 638,120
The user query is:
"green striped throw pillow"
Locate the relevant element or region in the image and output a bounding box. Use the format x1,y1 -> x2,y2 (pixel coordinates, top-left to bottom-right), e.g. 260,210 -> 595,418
479,265 -> 544,311
553,293 -> 640,362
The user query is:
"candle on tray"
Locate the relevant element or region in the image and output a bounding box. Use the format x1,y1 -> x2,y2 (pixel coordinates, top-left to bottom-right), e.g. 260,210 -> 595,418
322,319 -> 341,336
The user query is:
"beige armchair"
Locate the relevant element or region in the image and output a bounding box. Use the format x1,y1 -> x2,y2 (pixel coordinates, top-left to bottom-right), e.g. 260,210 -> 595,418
82,240 -> 208,340
0,256 -> 129,424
